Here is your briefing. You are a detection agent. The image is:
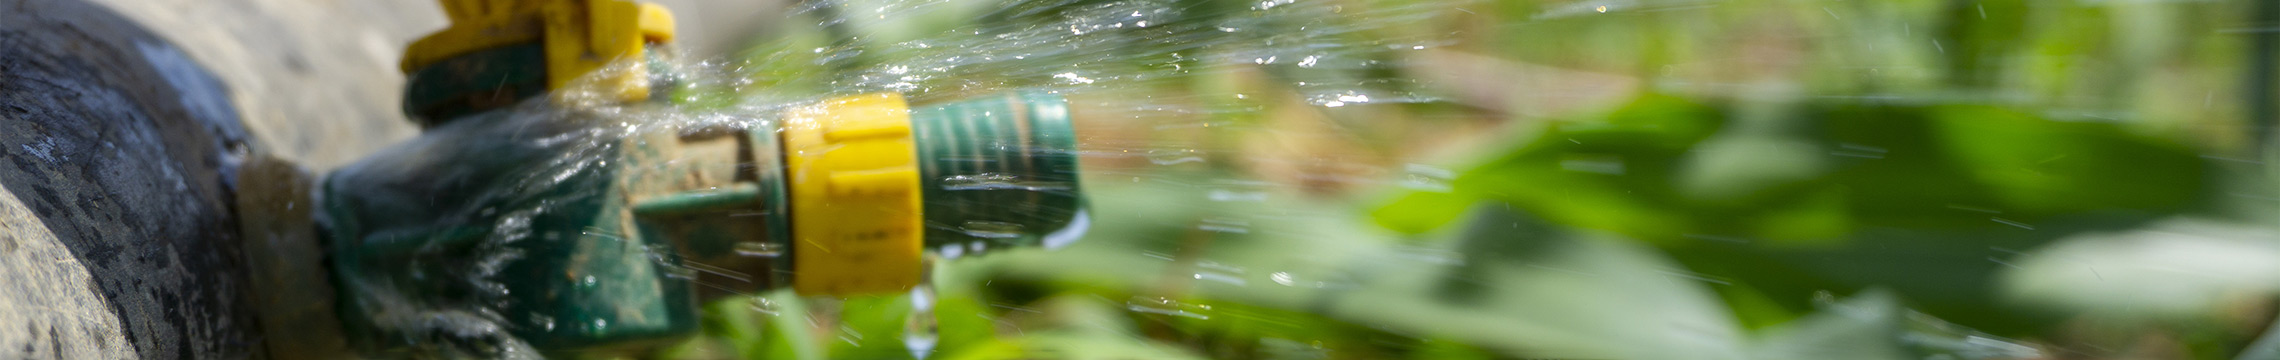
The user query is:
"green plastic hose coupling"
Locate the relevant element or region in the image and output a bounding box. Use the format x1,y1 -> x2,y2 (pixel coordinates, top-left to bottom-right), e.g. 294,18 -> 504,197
914,93 -> 1089,253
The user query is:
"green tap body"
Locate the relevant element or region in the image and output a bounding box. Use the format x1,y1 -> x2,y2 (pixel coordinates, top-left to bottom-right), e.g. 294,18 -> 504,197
322,107 -> 704,356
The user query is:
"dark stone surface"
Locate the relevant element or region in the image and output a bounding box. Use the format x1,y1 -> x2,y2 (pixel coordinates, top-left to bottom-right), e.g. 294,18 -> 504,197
0,0 -> 264,358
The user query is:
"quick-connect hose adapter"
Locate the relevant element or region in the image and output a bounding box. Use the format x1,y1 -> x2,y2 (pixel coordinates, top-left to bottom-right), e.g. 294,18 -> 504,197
780,91 -> 1089,296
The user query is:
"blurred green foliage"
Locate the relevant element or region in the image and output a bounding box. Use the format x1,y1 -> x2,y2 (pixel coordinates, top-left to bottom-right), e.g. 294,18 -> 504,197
1379,91 -> 2217,335
1385,93 -> 2210,254
659,0 -> 2280,357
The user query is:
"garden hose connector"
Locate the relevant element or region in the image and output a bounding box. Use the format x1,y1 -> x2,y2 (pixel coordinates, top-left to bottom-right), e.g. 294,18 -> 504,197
320,1 -> 1088,356
776,91 -> 1091,296
617,91 -> 1086,301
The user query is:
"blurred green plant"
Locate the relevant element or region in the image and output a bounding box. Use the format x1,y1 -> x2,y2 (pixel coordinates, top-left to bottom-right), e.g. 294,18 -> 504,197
1377,90 -> 2220,334
1379,94 -> 2211,239
650,0 -> 2280,357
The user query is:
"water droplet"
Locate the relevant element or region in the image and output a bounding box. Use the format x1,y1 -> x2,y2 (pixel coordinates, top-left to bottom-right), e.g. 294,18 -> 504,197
529,312 -> 557,332
1146,149 -> 1205,165
1401,164 -> 1455,192
1207,189 -> 1268,202
734,241 -> 784,257
1193,271 -> 1248,286
1125,296 -> 1212,319
941,173 -> 1073,191
748,297 -> 782,316
905,283 -> 939,360
1052,72 -> 1096,84
957,221 -> 1028,239
1198,218 -> 1250,234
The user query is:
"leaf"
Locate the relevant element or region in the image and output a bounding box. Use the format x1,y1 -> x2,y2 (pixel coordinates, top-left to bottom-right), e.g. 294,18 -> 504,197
1459,93 -> 1725,243
1370,190 -> 1476,235
1931,105 -> 2205,216
831,294 -> 921,359
1999,218 -> 2280,321
1328,205 -> 1753,359
1753,290 -> 2043,360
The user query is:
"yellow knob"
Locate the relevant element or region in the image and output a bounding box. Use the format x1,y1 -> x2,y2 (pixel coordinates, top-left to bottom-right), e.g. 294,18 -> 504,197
782,93 -> 927,296
401,0 -> 676,100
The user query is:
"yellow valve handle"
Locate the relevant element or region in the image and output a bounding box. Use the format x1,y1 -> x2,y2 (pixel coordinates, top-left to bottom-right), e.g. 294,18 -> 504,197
402,0 -> 675,100
783,93 -> 926,296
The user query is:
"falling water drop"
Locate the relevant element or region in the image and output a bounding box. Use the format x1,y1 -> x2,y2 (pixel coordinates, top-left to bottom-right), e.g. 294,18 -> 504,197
958,221 -> 1028,239
904,267 -> 940,360
1146,149 -> 1206,165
